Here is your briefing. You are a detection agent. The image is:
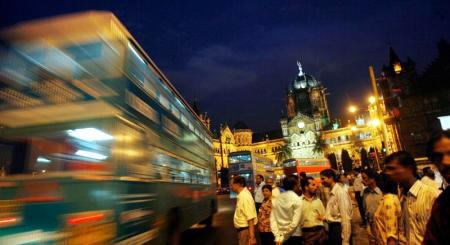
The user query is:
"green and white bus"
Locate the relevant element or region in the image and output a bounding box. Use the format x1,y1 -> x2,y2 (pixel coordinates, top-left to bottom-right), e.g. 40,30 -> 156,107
0,11 -> 216,244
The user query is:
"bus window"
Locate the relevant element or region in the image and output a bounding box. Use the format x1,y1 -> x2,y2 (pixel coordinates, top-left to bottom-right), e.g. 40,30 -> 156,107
1,126 -> 114,176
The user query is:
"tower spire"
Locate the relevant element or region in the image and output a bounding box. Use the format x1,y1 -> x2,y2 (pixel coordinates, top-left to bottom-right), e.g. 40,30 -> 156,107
389,47 -> 401,65
297,61 -> 304,76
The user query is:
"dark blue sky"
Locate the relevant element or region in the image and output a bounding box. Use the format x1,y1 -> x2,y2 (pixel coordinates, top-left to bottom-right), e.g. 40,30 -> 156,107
1,0 -> 449,132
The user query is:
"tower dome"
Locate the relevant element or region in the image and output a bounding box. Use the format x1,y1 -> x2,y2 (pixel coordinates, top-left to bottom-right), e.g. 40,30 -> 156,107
292,62 -> 319,90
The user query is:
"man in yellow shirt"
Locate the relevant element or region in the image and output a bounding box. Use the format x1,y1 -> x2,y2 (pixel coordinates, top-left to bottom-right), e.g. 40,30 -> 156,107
231,176 -> 258,245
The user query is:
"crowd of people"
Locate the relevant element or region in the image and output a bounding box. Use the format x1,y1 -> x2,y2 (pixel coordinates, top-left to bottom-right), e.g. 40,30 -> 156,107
230,130 -> 450,245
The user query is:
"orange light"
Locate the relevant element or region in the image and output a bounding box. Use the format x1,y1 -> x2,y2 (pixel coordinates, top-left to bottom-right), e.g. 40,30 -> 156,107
348,105 -> 357,113
0,217 -> 18,226
67,213 -> 105,226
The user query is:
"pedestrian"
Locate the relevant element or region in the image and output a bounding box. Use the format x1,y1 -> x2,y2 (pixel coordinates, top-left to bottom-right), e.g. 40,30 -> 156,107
353,168 -> 367,227
423,130 -> 450,244
266,177 -> 281,201
372,173 -> 405,245
421,167 -> 440,190
270,175 -> 303,245
258,184 -> 275,245
384,151 -> 440,244
361,169 -> 383,245
231,175 -> 258,245
320,169 -> 352,245
255,174 -> 265,212
300,176 -> 327,245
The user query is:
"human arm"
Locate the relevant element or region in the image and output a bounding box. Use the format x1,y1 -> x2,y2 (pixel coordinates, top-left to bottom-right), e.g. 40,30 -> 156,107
270,207 -> 283,243
383,197 -> 400,244
248,218 -> 256,245
338,192 -> 352,245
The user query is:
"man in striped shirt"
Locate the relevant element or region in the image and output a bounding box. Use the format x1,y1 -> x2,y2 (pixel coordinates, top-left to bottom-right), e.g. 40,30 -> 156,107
320,169 -> 353,245
385,151 -> 440,245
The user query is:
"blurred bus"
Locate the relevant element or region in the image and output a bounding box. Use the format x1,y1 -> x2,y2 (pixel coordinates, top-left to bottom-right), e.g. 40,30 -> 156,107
0,11 -> 216,244
282,158 -> 330,181
228,150 -> 273,198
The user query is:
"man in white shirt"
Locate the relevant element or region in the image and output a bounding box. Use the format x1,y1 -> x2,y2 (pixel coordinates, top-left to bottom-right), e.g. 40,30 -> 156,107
320,169 -> 353,245
265,177 -> 280,201
353,168 -> 367,226
385,151 -> 440,245
300,176 -> 327,245
270,175 -> 303,245
254,174 -> 265,212
231,176 -> 258,245
361,169 -> 383,245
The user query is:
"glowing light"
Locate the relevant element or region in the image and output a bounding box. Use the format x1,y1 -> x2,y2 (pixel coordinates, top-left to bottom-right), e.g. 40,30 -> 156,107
351,126 -> 357,131
67,128 -> 113,141
67,213 -> 105,226
370,119 -> 381,127
75,150 -> 108,160
128,43 -> 145,64
297,121 -> 305,129
0,217 -> 18,226
37,157 -> 51,163
348,105 -> 358,113
394,63 -> 402,74
369,96 -> 376,104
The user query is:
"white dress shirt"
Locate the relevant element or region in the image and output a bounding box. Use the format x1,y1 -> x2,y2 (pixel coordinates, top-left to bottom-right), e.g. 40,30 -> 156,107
254,181 -> 265,203
270,190 -> 303,242
301,195 -> 325,228
353,173 -> 365,192
401,180 -> 440,245
325,183 -> 353,245
234,188 -> 258,228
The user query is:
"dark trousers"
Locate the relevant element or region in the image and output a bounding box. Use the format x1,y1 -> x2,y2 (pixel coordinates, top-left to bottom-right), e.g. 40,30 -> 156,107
284,236 -> 303,245
354,191 -> 366,224
302,227 -> 327,245
259,232 -> 275,245
327,222 -> 342,245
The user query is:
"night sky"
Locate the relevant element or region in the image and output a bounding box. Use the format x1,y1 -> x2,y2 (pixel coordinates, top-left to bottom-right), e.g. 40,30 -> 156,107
1,0 -> 449,132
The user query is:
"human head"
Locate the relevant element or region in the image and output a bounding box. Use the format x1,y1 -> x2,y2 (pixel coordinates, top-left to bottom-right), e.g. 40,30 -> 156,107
262,184 -> 272,199
422,167 -> 435,179
362,169 -> 378,187
300,172 -> 307,180
265,177 -> 275,187
384,151 -> 419,185
282,174 -> 299,191
256,174 -> 264,185
427,130 -> 450,183
320,169 -> 337,188
301,176 -> 318,195
378,173 -> 398,195
231,176 -> 246,193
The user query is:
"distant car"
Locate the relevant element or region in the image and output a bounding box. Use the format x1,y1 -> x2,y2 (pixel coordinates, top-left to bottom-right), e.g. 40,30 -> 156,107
216,187 -> 230,195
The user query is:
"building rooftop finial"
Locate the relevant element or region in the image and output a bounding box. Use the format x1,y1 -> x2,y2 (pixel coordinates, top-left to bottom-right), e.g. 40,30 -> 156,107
297,60 -> 304,76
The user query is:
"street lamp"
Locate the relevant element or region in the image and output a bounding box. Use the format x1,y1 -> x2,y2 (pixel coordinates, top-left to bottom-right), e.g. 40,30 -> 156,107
368,96 -> 376,104
348,105 -> 358,113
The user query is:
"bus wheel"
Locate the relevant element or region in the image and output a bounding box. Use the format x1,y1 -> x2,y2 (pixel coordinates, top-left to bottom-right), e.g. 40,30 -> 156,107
167,207 -> 181,245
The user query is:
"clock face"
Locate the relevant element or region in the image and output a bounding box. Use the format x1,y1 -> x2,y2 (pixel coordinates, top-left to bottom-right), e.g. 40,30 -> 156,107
297,121 -> 305,129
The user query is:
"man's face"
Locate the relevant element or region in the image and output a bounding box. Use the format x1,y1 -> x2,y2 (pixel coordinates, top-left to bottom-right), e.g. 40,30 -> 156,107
432,137 -> 450,183
306,179 -> 318,194
266,178 -> 274,186
320,175 -> 332,187
255,175 -> 262,185
230,181 -> 239,193
362,173 -> 371,186
384,160 -> 411,184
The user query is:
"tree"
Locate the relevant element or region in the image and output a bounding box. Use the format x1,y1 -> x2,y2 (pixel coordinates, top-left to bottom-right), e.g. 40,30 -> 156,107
327,153 -> 338,170
275,144 -> 292,166
313,134 -> 326,153
360,148 -> 370,169
341,149 -> 353,173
